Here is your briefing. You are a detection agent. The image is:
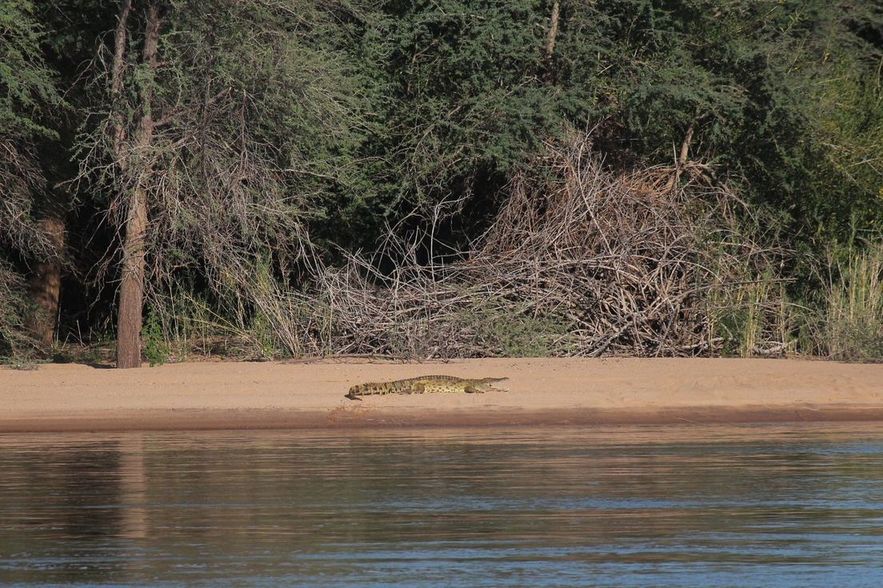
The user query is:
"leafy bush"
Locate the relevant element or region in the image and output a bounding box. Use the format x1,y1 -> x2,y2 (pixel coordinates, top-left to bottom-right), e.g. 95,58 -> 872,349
141,311 -> 170,366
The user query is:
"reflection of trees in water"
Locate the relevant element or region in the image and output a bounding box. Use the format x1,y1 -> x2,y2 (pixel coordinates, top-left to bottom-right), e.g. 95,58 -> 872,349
57,446 -> 124,538
0,439 -> 128,584
9,442 -> 124,537
118,436 -> 148,540
130,434 -> 551,549
132,432 -> 883,551
3,429 -> 883,583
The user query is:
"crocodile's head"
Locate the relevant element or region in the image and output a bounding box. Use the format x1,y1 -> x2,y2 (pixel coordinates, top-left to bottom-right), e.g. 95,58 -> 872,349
345,384 -> 363,401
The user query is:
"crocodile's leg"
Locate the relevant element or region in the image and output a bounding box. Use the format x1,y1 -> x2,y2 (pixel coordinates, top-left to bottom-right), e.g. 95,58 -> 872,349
464,385 -> 484,394
395,384 -> 424,395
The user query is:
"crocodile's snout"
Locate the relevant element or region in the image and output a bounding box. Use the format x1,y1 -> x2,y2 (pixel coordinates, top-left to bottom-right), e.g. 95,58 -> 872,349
345,385 -> 362,401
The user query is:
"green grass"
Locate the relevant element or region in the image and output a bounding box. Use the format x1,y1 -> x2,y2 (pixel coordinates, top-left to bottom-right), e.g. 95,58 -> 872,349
824,243 -> 883,362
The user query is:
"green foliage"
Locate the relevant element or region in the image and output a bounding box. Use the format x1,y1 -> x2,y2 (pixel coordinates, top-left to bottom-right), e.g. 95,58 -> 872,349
464,307 -> 571,357
556,0 -> 881,242
141,311 -> 170,366
1,0 -> 65,360
0,262 -> 28,358
0,0 -> 61,140
806,49 -> 883,241
344,0 -> 882,253
1,0 -> 61,244
349,0 -> 559,245
2,0 -> 881,360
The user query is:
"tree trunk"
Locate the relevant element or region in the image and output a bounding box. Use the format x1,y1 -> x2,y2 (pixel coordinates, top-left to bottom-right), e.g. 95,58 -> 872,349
116,183 -> 149,368
116,2 -> 161,368
111,0 -> 132,159
544,1 -> 561,60
28,212 -> 65,347
543,1 -> 561,83
678,122 -> 695,167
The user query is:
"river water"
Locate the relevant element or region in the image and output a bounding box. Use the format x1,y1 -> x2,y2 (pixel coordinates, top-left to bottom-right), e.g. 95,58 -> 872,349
2,424 -> 883,586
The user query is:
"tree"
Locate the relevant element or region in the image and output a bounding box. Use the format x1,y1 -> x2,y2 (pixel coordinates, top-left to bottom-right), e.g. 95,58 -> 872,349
4,0 -> 879,359
77,0 -> 367,366
0,0 -> 63,353
349,0 -> 558,248
359,0 -> 881,251
551,0 -> 882,240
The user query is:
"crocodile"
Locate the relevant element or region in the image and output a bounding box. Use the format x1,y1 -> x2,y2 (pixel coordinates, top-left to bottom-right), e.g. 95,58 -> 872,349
345,375 -> 508,401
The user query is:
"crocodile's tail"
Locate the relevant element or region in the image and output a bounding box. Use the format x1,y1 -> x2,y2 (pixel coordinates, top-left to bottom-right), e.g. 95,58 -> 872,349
346,382 -> 401,400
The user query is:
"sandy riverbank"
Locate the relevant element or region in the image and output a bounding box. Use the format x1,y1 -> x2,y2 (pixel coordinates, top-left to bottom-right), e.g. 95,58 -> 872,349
1,358 -> 881,432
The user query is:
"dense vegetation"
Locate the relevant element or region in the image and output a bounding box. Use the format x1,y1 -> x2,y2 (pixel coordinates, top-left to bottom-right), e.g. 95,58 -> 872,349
1,0 -> 881,365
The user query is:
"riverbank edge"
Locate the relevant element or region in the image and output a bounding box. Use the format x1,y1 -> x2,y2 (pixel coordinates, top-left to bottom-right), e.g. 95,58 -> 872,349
1,358 -> 882,432
4,406 -> 883,433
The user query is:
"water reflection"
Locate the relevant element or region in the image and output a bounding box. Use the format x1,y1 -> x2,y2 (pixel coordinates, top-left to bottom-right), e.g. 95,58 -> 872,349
1,425 -> 883,586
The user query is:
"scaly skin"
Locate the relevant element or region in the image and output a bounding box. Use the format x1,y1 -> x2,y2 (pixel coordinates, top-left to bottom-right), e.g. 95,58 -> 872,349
345,375 -> 508,400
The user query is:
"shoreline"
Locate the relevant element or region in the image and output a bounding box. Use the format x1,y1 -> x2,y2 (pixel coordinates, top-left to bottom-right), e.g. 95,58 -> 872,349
1,358 -> 881,432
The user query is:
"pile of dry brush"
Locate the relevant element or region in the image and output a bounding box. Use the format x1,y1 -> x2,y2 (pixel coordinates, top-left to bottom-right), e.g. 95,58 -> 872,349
301,133 -> 789,358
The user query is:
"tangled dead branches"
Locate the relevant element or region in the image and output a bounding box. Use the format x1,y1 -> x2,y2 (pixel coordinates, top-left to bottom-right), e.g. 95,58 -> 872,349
309,133 -> 788,358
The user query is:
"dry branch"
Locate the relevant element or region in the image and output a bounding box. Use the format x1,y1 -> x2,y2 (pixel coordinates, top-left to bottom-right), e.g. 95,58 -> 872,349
302,132 -> 788,358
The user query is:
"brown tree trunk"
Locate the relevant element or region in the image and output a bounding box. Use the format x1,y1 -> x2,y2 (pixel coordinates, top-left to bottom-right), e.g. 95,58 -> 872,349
111,0 -> 132,159
545,1 -> 561,60
116,2 -> 161,368
116,185 -> 149,368
543,1 -> 561,83
28,212 -> 65,347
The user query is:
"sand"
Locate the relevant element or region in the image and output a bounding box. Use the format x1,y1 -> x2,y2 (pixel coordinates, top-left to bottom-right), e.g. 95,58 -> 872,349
1,358 -> 881,432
